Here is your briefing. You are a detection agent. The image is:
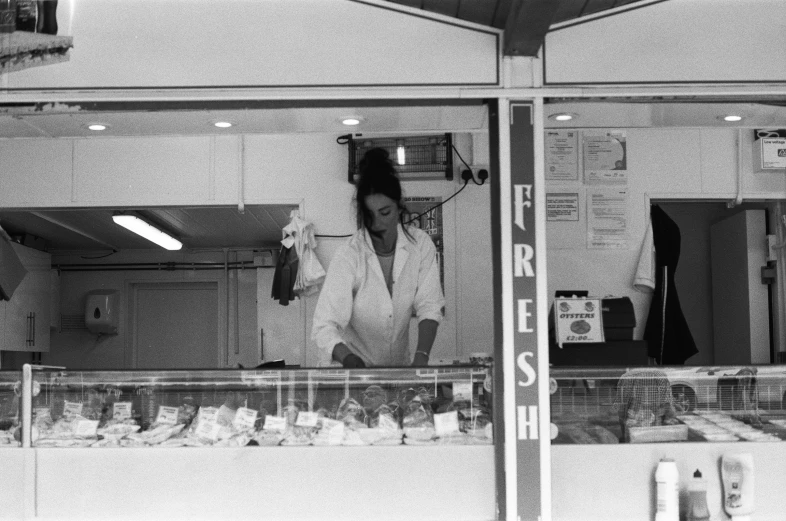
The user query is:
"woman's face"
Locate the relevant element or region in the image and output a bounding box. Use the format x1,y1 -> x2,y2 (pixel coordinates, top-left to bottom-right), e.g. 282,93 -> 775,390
364,193 -> 400,236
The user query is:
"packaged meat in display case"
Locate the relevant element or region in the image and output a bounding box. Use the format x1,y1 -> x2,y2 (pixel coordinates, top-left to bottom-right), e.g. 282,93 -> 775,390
23,365 -> 493,448
0,371 -> 21,447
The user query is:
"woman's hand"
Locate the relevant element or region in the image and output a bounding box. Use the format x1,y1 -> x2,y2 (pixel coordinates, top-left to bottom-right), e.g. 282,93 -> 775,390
342,353 -> 366,368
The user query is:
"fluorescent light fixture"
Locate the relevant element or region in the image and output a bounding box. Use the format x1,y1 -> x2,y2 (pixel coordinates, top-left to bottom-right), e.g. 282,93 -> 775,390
723,115 -> 743,122
214,121 -> 233,128
112,214 -> 182,250
549,113 -> 575,122
396,141 -> 406,166
341,117 -> 363,126
87,124 -> 108,131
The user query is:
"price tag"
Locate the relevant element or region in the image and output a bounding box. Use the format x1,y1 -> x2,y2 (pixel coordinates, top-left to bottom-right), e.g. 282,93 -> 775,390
434,411 -> 461,437
196,406 -> 217,423
233,407 -> 258,430
75,420 -> 99,437
321,418 -> 345,444
113,402 -> 133,420
553,297 -> 604,347
196,421 -> 221,442
263,415 -> 286,432
452,382 -> 473,402
155,406 -> 179,426
295,411 -> 318,428
63,401 -> 83,418
378,413 -> 399,432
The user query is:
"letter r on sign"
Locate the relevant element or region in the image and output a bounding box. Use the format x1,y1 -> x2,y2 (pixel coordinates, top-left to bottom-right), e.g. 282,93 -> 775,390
514,244 -> 534,277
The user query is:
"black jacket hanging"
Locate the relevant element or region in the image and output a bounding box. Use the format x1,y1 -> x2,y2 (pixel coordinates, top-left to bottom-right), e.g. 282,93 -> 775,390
271,245 -> 299,306
643,205 -> 698,364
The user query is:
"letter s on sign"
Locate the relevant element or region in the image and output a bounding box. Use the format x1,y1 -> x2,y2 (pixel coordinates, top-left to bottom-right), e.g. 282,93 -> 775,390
517,352 -> 536,387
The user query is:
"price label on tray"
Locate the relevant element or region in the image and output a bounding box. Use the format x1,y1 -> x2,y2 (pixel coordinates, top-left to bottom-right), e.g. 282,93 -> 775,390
452,382 -> 473,402
155,406 -> 179,426
75,420 -> 99,437
113,402 -> 133,420
322,418 -> 345,444
233,407 -> 258,430
196,421 -> 221,442
295,411 -> 318,428
62,401 -> 83,417
434,411 -> 461,436
198,406 -> 218,423
263,415 -> 286,432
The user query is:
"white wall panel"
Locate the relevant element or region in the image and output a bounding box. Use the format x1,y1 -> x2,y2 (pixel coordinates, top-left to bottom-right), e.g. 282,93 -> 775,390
699,128 -> 738,195
544,0 -> 786,84
73,137 -> 213,204
7,0 -> 499,90
0,139 -> 73,207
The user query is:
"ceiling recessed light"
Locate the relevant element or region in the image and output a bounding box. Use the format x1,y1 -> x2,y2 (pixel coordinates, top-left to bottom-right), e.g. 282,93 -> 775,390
548,113 -> 576,122
214,121 -> 233,128
723,115 -> 743,122
341,117 -> 363,126
87,124 -> 107,131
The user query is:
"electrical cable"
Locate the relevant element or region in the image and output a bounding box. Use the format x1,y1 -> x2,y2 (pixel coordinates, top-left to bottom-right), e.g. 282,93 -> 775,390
404,178 -> 470,225
451,143 -> 484,185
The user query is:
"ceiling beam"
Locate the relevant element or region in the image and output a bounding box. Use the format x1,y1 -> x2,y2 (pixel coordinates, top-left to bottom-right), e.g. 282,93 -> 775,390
30,212 -> 120,251
503,0 -> 562,56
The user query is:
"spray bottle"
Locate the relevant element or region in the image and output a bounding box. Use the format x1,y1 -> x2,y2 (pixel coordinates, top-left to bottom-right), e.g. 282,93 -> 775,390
722,453 -> 754,521
655,458 -> 679,521
687,469 -> 710,521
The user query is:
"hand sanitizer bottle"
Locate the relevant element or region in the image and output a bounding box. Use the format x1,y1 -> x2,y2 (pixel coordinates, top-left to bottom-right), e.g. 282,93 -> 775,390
655,458 -> 679,521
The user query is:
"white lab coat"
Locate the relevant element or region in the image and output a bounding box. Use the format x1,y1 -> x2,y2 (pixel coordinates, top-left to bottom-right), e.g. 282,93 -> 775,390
311,224 -> 445,366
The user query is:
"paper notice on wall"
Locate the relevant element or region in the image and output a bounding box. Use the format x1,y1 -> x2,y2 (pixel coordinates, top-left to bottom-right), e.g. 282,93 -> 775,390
761,137 -> 786,169
546,193 -> 579,222
545,130 -> 579,181
584,131 -> 627,185
587,189 -> 629,249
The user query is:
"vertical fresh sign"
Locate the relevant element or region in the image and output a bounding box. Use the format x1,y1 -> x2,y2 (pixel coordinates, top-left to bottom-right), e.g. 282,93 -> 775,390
511,103 -> 540,519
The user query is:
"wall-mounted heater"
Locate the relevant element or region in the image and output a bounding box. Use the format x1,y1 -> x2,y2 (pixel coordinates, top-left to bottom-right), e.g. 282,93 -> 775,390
348,134 -> 453,184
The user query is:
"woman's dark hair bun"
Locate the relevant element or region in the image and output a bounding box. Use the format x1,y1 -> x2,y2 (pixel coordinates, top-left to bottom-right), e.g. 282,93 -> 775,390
359,147 -> 396,177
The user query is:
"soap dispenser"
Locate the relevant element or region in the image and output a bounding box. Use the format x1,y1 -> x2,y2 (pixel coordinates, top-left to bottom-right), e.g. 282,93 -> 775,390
722,453 -> 754,521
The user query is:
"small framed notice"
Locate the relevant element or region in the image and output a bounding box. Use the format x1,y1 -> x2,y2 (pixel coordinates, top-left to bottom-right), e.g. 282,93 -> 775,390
553,298 -> 604,347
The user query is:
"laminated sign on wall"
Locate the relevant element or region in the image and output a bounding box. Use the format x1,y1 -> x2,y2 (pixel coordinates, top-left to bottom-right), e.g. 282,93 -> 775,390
553,298 -> 605,347
754,129 -> 786,170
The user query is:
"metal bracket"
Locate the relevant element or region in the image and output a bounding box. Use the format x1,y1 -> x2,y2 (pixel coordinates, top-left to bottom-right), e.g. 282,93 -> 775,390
761,266 -> 777,285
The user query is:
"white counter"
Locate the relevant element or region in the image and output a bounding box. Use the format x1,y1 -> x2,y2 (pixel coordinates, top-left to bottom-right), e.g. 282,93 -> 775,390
28,445 -> 495,521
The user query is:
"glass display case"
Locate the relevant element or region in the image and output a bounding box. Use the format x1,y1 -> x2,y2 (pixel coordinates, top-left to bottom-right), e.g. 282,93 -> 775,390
550,365 -> 786,444
27,366 -> 492,448
0,371 -> 21,447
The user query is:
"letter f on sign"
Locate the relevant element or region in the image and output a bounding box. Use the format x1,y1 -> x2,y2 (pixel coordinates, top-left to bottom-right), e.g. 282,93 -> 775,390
514,184 -> 533,231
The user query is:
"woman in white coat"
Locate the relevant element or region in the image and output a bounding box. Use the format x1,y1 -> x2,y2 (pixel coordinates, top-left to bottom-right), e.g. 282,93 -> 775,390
311,148 -> 445,368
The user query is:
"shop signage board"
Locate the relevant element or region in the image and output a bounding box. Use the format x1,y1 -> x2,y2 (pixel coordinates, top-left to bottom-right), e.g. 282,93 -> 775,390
509,102 -> 543,520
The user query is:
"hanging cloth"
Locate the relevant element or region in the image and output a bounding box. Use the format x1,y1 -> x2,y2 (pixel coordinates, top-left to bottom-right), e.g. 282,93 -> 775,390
643,205 -> 698,364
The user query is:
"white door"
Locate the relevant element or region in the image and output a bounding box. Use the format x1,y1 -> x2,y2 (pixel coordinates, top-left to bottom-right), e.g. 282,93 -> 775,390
710,210 -> 770,364
131,282 -> 219,369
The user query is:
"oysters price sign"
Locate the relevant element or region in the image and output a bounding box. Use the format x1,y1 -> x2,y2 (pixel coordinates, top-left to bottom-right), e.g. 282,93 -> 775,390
554,298 -> 604,347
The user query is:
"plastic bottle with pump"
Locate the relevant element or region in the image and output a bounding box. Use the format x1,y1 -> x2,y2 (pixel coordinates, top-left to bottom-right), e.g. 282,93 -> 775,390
687,469 -> 711,521
655,457 -> 679,521
722,453 -> 754,521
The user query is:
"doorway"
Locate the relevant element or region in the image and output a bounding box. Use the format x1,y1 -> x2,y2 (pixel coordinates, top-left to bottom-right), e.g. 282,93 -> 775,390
657,201 -> 773,366
129,282 -> 219,369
